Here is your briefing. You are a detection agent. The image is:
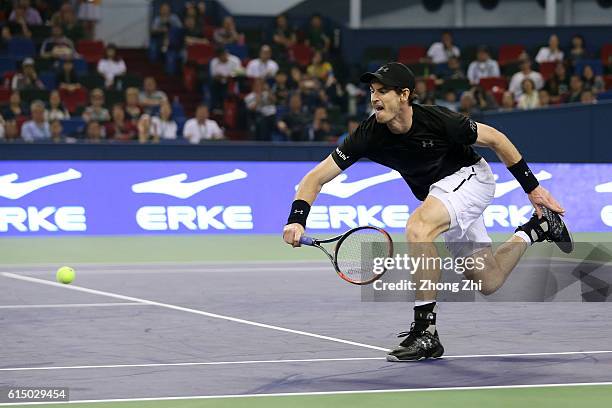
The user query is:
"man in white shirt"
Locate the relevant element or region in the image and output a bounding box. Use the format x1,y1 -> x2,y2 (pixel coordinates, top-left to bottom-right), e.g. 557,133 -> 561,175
467,46 -> 500,85
21,101 -> 51,142
535,34 -> 564,64
427,31 -> 460,65
210,48 -> 243,110
183,105 -> 224,143
246,45 -> 279,79
509,58 -> 544,101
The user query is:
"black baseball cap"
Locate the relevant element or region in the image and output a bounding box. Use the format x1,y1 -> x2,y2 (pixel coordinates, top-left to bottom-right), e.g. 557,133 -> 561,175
360,62 -> 415,91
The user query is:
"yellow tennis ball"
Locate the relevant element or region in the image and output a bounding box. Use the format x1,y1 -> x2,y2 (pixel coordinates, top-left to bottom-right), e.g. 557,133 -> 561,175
56,266 -> 75,284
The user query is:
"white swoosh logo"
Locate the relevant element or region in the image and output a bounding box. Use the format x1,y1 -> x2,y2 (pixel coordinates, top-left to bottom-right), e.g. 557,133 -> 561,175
0,168 -> 82,199
595,182 -> 612,193
493,170 -> 552,198
132,169 -> 247,199
296,170 -> 402,198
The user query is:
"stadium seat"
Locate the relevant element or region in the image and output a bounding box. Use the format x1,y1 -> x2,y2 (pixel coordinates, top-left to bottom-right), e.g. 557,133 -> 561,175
202,25 -> 216,41
498,44 -> 525,66
538,62 -> 556,81
60,118 -> 86,136
574,59 -> 603,76
0,87 -> 11,103
440,78 -> 471,94
479,76 -> 508,91
59,88 -> 88,113
398,45 -> 426,65
600,44 -> 612,66
604,75 -> 612,90
72,58 -> 89,75
20,89 -> 50,104
187,43 -> 215,65
34,57 -> 56,72
289,43 -> 314,67
78,73 -> 105,90
491,88 -> 505,105
225,43 -> 248,60
0,57 -> 16,75
39,71 -> 57,90
77,40 -> 106,64
596,90 -> 612,101
8,38 -> 36,59
114,74 -> 143,91
363,46 -> 394,64
424,77 -> 436,91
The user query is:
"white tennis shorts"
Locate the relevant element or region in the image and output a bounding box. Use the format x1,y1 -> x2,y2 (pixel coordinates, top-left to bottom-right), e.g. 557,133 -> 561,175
428,158 -> 496,258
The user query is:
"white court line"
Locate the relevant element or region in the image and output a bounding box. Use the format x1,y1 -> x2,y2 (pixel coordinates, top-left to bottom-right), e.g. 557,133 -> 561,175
3,266 -> 334,275
1,382 -> 612,406
1,350 -> 612,372
0,273 -> 388,352
0,303 -> 148,309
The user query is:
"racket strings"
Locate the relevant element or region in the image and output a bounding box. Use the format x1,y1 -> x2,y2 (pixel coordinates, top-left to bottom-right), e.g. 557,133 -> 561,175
335,229 -> 391,283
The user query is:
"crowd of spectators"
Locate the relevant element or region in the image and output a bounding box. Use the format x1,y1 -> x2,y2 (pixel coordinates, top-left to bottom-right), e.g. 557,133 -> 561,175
1,0 -> 611,144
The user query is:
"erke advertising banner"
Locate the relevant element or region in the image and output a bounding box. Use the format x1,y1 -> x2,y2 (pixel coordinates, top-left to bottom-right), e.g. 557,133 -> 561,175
0,161 -> 610,236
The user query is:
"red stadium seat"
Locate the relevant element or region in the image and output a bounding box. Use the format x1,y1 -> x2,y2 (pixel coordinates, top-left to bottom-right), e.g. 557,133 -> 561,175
498,45 -> 525,66
601,44 -> 612,66
187,43 -> 215,65
538,62 -> 556,81
604,75 -> 612,91
183,64 -> 197,92
0,86 -> 10,103
398,45 -> 426,65
77,40 -> 105,64
479,76 -> 508,91
289,44 -> 314,67
491,88 -> 506,106
424,77 -> 436,91
203,25 -> 216,41
59,88 -> 88,113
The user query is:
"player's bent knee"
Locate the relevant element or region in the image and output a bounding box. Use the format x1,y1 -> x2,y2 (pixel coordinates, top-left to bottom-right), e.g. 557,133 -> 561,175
406,216 -> 437,242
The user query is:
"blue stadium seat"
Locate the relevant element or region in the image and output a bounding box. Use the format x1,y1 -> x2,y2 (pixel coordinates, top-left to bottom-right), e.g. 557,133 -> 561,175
574,59 -> 603,76
39,71 -> 57,90
60,118 -> 86,136
0,56 -> 16,75
226,44 -> 248,60
72,58 -> 88,75
171,100 -> 185,118
176,116 -> 187,138
8,38 -> 36,59
596,91 -> 612,101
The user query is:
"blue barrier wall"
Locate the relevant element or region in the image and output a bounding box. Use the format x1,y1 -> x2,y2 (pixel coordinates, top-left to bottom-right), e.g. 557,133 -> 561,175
1,101 -> 611,163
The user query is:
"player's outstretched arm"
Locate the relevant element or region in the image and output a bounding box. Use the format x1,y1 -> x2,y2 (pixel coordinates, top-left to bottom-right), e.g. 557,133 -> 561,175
474,122 -> 564,218
283,155 -> 342,247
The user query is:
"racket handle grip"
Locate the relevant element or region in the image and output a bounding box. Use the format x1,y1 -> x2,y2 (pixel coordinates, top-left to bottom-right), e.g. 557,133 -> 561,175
299,236 -> 315,246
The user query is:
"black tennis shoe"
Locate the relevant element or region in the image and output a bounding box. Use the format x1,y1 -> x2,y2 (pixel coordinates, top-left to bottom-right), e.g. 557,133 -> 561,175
515,206 -> 573,253
386,323 -> 445,362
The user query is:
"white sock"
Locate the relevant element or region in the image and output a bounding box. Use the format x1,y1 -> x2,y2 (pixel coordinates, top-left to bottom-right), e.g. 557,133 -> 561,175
514,231 -> 532,245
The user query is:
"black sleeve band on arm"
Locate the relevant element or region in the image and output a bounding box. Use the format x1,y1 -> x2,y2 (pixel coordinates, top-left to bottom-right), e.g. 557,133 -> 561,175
287,199 -> 311,228
507,158 -> 539,193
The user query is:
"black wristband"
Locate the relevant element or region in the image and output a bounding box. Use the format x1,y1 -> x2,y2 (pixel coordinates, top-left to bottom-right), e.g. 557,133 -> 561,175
507,158 -> 539,193
287,199 -> 310,228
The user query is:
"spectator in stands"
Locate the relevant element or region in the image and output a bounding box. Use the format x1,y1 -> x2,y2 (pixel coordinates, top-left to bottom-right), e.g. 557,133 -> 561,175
568,34 -> 589,67
436,89 -> 459,112
271,13 -> 296,57
139,76 -> 168,112
508,57 -> 543,101
458,91 -> 479,117
567,75 -> 584,104
499,91 -> 515,111
305,14 -> 330,52
151,100 -> 177,140
538,89 -> 551,108
472,85 -> 498,111
277,93 -> 309,141
97,44 -> 127,89
52,3 -> 85,43
82,88 -> 111,122
9,0 -> 42,25
307,106 -> 332,141
427,31 -> 460,65
2,119 -> 20,141
517,78 -> 540,110
544,62 -> 569,103
77,0 -> 102,39
50,119 -> 63,142
45,90 -> 70,121
21,100 -> 50,141
137,114 -> 159,144
306,50 -> 333,82
213,16 -> 242,46
580,90 -> 597,105
467,46 -> 500,85
580,65 -> 604,94
183,104 -> 224,143
414,79 -> 435,104
245,78 -> 276,141
535,34 -> 564,64
337,116 -> 360,143
124,87 -> 143,122
209,47 -> 243,110
1,26 -> 14,50
3,92 -> 28,120
7,6 -> 32,38
246,45 -> 279,80
0,115 -> 4,140
182,15 -> 209,46
56,57 -> 81,92
85,120 -> 104,142
40,24 -> 76,59
11,58 -> 44,91
297,72 -> 329,111
183,1 -> 207,31
150,3 -> 182,59
605,55 -> 612,75
105,103 -> 136,141
435,56 -> 465,81
272,70 -> 290,106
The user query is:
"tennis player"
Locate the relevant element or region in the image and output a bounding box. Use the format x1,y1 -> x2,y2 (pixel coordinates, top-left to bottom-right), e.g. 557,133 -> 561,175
282,62 -> 572,362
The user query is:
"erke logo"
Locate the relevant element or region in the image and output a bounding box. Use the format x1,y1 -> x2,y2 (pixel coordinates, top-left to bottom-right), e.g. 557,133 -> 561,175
422,140 -> 434,148
0,168 -> 86,232
294,209 -> 304,214
378,66 -> 390,73
335,147 -> 349,161
132,169 -> 253,231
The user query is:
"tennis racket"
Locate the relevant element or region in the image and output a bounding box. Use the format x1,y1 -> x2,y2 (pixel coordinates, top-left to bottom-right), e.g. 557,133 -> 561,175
299,226 -> 394,285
